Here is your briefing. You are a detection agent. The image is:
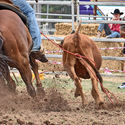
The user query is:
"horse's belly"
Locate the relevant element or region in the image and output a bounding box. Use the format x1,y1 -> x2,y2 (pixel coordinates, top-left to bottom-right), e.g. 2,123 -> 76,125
74,60 -> 90,79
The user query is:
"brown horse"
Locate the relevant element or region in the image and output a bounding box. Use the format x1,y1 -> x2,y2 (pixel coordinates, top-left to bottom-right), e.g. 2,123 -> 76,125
0,0 -> 45,97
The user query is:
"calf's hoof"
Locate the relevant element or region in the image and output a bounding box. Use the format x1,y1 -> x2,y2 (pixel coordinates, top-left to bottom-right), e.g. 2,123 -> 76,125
74,91 -> 80,97
81,101 -> 88,108
96,101 -> 106,109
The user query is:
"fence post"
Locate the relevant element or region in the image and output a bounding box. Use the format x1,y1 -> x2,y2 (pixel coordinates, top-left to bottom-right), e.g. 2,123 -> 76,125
93,0 -> 97,20
47,4 -> 49,19
35,2 -> 41,25
77,0 -> 80,24
72,0 -> 75,31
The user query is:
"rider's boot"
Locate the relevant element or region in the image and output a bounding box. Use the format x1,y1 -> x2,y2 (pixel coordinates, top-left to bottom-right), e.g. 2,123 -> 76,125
30,49 -> 48,63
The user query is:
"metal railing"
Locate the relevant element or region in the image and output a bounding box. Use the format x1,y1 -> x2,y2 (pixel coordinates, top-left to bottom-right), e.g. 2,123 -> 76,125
41,36 -> 125,43
46,54 -> 125,61
77,0 -> 125,23
28,1 -> 72,5
78,1 -> 125,6
27,0 -> 74,33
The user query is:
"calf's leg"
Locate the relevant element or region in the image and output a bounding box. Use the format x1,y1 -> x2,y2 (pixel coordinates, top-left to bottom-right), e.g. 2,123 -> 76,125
64,55 -> 86,106
65,64 -> 86,106
79,59 -> 104,107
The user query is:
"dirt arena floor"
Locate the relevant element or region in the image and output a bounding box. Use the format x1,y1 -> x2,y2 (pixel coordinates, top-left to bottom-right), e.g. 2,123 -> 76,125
0,74 -> 125,125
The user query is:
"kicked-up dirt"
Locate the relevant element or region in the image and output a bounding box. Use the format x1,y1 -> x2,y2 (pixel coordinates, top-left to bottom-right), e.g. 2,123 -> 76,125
0,75 -> 125,125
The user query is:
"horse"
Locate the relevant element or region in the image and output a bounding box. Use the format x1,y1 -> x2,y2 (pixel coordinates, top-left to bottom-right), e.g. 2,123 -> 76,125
0,0 -> 45,97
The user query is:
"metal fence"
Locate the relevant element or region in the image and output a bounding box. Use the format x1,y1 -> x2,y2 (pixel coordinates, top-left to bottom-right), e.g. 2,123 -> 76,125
27,0 -> 125,32
77,0 -> 125,24
27,0 -> 73,34
27,0 -> 125,76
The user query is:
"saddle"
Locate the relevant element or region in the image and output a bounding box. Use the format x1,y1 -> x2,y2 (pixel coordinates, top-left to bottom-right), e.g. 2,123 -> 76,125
0,2 -> 27,25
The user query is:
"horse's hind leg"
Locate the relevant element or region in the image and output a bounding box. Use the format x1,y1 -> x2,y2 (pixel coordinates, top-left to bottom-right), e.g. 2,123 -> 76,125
0,60 -> 16,92
30,57 -> 45,97
18,59 -> 36,97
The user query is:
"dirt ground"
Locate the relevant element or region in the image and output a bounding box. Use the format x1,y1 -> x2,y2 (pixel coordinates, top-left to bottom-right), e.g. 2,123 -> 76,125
0,75 -> 125,125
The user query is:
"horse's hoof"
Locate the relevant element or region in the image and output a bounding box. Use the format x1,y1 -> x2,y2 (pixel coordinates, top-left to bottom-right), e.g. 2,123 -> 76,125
27,86 -> 36,98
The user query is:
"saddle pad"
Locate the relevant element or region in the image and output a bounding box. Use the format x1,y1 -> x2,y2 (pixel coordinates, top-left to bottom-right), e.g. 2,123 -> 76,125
0,3 -> 27,25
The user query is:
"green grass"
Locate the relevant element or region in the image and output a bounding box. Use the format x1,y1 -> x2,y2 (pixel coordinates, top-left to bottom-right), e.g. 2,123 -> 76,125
12,74 -> 125,96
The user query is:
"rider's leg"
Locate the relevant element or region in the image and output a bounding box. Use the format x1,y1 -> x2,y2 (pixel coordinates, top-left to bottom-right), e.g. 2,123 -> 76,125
106,31 -> 121,38
11,0 -> 48,62
97,23 -> 112,36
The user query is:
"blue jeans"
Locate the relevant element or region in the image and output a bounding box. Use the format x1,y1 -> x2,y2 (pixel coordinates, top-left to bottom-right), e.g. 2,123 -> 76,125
98,24 -> 121,38
11,0 -> 42,51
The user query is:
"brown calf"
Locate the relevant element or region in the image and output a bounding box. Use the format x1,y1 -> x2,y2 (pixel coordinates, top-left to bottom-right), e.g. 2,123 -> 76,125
62,23 -> 104,107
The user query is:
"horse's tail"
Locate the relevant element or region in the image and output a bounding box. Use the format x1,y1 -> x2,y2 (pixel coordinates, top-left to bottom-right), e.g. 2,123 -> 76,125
0,32 -> 14,64
0,32 -> 4,52
0,53 -> 14,86
0,32 -> 16,81
0,54 -> 12,64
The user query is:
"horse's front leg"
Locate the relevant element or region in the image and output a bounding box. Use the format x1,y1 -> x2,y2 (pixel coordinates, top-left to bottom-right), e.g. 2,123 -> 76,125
30,57 -> 45,97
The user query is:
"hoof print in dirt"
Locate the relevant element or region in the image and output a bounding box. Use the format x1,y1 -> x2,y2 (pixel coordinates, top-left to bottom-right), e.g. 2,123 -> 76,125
37,87 -> 46,97
17,119 -> 25,125
44,120 -> 51,125
27,122 -> 35,125
44,120 -> 55,125
0,120 -> 8,124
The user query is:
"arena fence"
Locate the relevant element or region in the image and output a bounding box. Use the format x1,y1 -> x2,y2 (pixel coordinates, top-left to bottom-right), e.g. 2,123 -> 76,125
27,0 -> 125,31
26,0 -> 125,77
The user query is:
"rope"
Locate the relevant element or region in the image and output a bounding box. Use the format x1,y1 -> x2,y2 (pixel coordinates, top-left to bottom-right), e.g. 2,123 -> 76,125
41,32 -> 96,67
78,57 -> 118,105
